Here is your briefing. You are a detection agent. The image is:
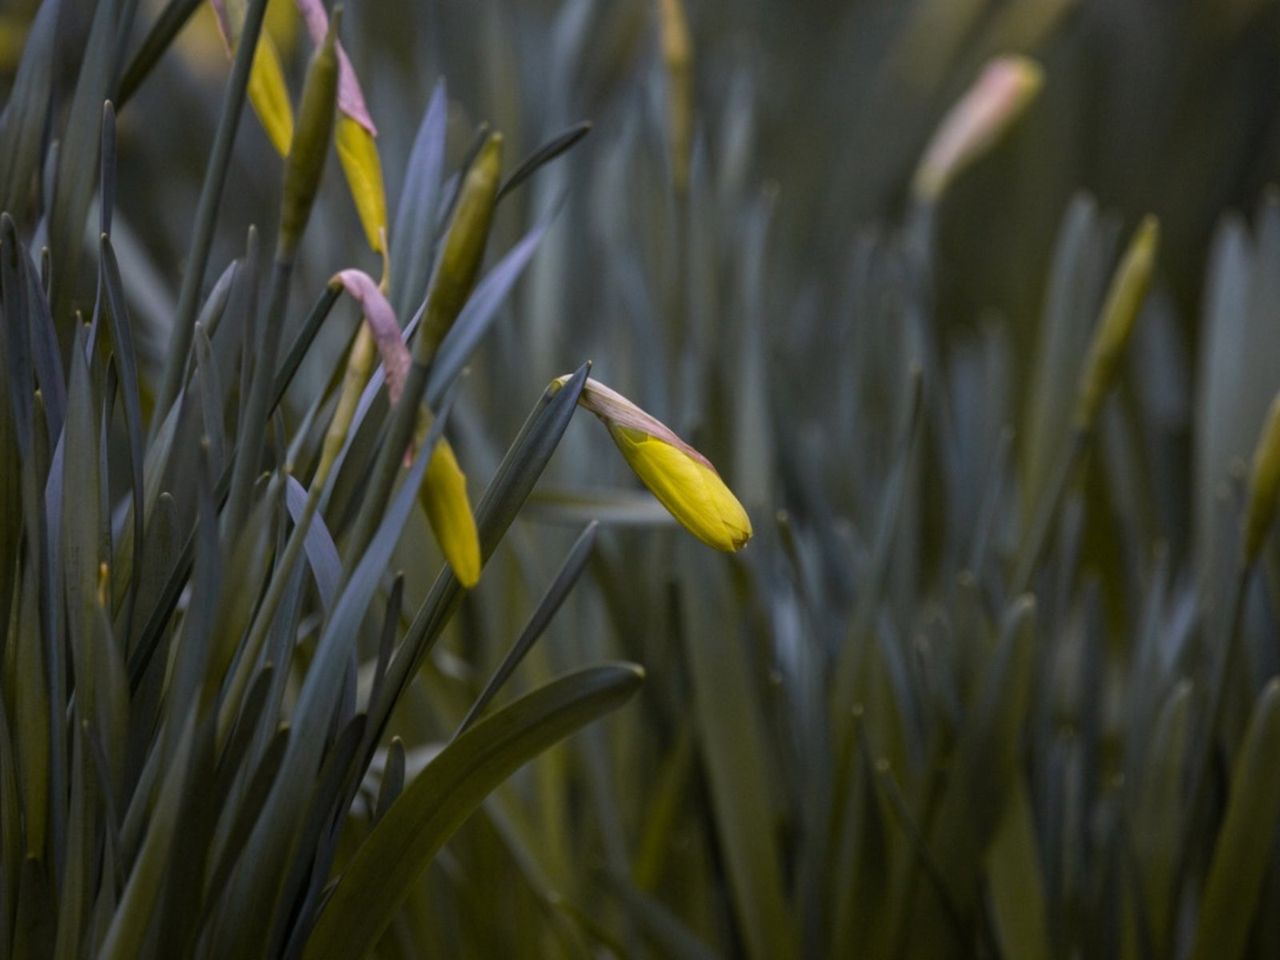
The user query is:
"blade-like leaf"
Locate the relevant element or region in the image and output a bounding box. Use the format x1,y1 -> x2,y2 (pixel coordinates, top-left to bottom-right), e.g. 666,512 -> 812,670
302,663 -> 644,960
496,121 -> 591,201
116,0 -> 206,107
285,475 -> 341,611
0,0 -> 61,219
1190,678 -> 1280,960
457,521 -> 598,735
390,82 -> 448,320
50,0 -> 121,330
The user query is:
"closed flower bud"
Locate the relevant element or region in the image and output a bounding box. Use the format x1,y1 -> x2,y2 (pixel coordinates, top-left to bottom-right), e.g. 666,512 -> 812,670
294,0 -> 387,254
1243,392 -> 1280,566
278,8 -> 341,258
419,433 -> 482,587
337,116 -> 388,254
1073,215 -> 1159,431
416,132 -> 504,364
558,376 -> 752,552
912,55 -> 1043,203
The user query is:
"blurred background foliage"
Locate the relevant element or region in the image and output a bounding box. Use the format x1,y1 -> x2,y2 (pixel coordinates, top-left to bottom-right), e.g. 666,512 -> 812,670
6,0 -> 1280,957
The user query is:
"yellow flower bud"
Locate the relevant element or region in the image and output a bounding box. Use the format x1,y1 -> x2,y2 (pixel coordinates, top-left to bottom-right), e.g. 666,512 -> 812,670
210,0 -> 295,155
911,55 -> 1043,203
278,8 -> 340,258
247,34 -> 295,155
416,132 -> 504,364
561,376 -> 752,552
1073,215 -> 1159,431
419,435 -> 482,587
1243,392 -> 1280,566
336,115 -> 388,254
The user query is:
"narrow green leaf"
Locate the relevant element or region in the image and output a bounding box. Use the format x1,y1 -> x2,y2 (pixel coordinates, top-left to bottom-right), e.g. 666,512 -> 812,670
277,714 -> 368,960
457,521 -> 598,735
390,81 -> 448,320
194,323 -> 227,473
100,102 -> 117,238
52,727 -> 89,960
61,326 -> 100,693
374,738 -> 406,823
0,687 -> 24,952
115,0 -> 206,108
605,873 -> 719,960
1190,678 -> 1280,960
98,713 -> 195,960
153,0 -> 271,425
1131,680 -> 1192,959
986,775 -> 1051,960
270,282 -> 343,415
203,727 -> 289,911
496,121 -> 592,201
682,544 -> 797,960
50,0 -> 121,330
0,0 -> 61,220
23,249 -> 64,445
285,476 -> 341,612
99,236 -> 146,631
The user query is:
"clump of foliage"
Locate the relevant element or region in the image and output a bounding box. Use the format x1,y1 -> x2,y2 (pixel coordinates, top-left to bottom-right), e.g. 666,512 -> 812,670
6,0 -> 1280,958
0,0 -> 759,957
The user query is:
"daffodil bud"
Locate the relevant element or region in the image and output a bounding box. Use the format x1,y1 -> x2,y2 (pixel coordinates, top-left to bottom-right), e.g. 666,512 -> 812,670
1073,215 -> 1159,431
657,0 -> 693,193
211,0 -> 295,154
418,430 -> 482,587
278,8 -> 340,258
911,55 -> 1043,203
1243,392 -> 1280,566
294,0 -> 387,254
415,131 -> 504,365
558,376 -> 752,552
337,116 -> 388,253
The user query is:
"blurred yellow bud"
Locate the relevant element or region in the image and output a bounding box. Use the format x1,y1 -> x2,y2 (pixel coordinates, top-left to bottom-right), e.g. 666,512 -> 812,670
419,435 -> 482,587
1073,215 -> 1160,431
560,376 -> 752,552
247,36 -> 295,155
1243,392 -> 1280,566
211,0 -> 295,155
336,116 -> 388,253
911,55 -> 1043,203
